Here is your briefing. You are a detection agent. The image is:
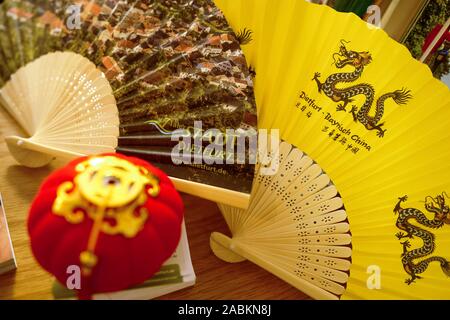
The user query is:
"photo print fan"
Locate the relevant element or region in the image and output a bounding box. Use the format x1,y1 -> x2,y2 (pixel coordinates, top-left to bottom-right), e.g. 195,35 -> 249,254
212,0 -> 450,299
0,0 -> 257,208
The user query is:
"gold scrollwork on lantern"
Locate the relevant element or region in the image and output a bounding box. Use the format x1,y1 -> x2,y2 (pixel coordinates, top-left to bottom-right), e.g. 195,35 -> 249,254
52,156 -> 160,238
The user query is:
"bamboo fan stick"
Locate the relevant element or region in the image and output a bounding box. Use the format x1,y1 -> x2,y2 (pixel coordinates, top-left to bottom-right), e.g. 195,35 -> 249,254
210,232 -> 340,300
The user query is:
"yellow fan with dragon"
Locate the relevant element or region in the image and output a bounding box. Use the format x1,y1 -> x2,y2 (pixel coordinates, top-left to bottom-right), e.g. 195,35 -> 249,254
211,0 -> 450,299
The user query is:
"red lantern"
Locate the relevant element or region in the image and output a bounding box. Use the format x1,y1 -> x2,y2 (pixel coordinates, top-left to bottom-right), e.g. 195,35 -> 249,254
28,154 -> 184,299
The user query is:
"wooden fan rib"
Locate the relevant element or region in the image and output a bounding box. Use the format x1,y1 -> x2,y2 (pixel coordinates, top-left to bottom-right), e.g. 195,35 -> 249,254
254,246 -> 352,272
23,137 -> 115,152
236,237 -> 352,259
32,136 -> 118,148
246,141 -> 292,209
220,238 -> 340,300
249,162 -> 327,221
237,242 -> 347,297
297,253 -> 351,272
244,198 -> 345,237
261,193 -> 345,229
241,233 -> 351,247
39,52 -> 80,127
298,197 -> 344,219
27,52 -> 45,131
252,159 -> 327,221
285,173 -> 331,200
40,106 -> 118,137
238,234 -> 351,254
40,109 -> 119,138
242,148 -> 317,230
218,203 -> 247,236
36,122 -> 118,142
0,85 -> 32,133
286,257 -> 349,285
297,210 -> 348,231
2,68 -> 35,133
293,185 -> 339,210
34,125 -> 119,140
16,55 -> 37,132
37,62 -> 117,134
36,111 -> 119,140
250,222 -> 350,239
37,52 -> 80,132
250,249 -> 350,291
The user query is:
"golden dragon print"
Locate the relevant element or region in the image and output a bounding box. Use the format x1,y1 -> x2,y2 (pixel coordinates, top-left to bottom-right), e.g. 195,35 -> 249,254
313,40 -> 412,138
393,193 -> 450,285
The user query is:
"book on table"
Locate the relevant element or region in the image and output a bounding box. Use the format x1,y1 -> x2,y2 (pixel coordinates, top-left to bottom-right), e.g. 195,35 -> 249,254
0,193 -> 17,275
53,221 -> 195,300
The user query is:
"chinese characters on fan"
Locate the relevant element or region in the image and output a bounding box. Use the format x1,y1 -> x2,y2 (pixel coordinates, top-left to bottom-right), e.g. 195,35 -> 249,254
296,91 -> 373,155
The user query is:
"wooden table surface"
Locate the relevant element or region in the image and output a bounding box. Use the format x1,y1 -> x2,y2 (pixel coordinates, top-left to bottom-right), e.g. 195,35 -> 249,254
0,107 -> 309,300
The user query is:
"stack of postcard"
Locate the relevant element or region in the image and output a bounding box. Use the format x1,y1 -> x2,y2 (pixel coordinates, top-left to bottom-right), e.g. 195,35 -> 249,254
0,193 -> 17,275
53,221 -> 196,300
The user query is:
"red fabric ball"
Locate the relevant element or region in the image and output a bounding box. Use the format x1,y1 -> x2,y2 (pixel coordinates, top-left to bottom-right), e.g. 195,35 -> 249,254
28,153 -> 184,298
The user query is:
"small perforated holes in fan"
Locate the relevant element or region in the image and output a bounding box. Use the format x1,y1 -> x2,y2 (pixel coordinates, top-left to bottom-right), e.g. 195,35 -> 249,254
326,236 -> 338,244
325,259 -> 337,268
299,238 -> 311,245
215,141 -> 351,300
300,175 -> 310,184
314,194 -> 324,202
320,203 -> 331,212
285,159 -> 294,170
307,183 -> 318,192
324,248 -> 339,255
270,181 -> 280,192
1,52 -> 119,167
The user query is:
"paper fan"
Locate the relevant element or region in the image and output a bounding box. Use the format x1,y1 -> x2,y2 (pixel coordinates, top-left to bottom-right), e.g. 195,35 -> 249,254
1,51 -> 118,168
0,0 -> 257,207
212,0 -> 450,299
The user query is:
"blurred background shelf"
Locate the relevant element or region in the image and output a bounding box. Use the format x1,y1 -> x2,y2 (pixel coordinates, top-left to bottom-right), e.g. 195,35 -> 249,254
308,0 -> 449,85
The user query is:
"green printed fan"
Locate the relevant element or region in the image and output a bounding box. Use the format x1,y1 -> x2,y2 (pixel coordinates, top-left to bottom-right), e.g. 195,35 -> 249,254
0,0 -> 257,207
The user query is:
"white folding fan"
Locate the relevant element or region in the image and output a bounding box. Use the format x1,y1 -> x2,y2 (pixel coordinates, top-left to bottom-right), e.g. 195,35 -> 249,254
0,0 -> 257,208
211,0 -> 450,299
1,51 -> 118,168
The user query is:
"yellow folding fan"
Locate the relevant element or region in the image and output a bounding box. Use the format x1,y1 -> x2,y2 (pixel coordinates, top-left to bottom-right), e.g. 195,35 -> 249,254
211,0 -> 450,299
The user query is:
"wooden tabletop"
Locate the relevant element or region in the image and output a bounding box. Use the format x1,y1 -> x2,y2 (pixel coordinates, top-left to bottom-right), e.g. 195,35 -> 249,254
0,107 -> 309,300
